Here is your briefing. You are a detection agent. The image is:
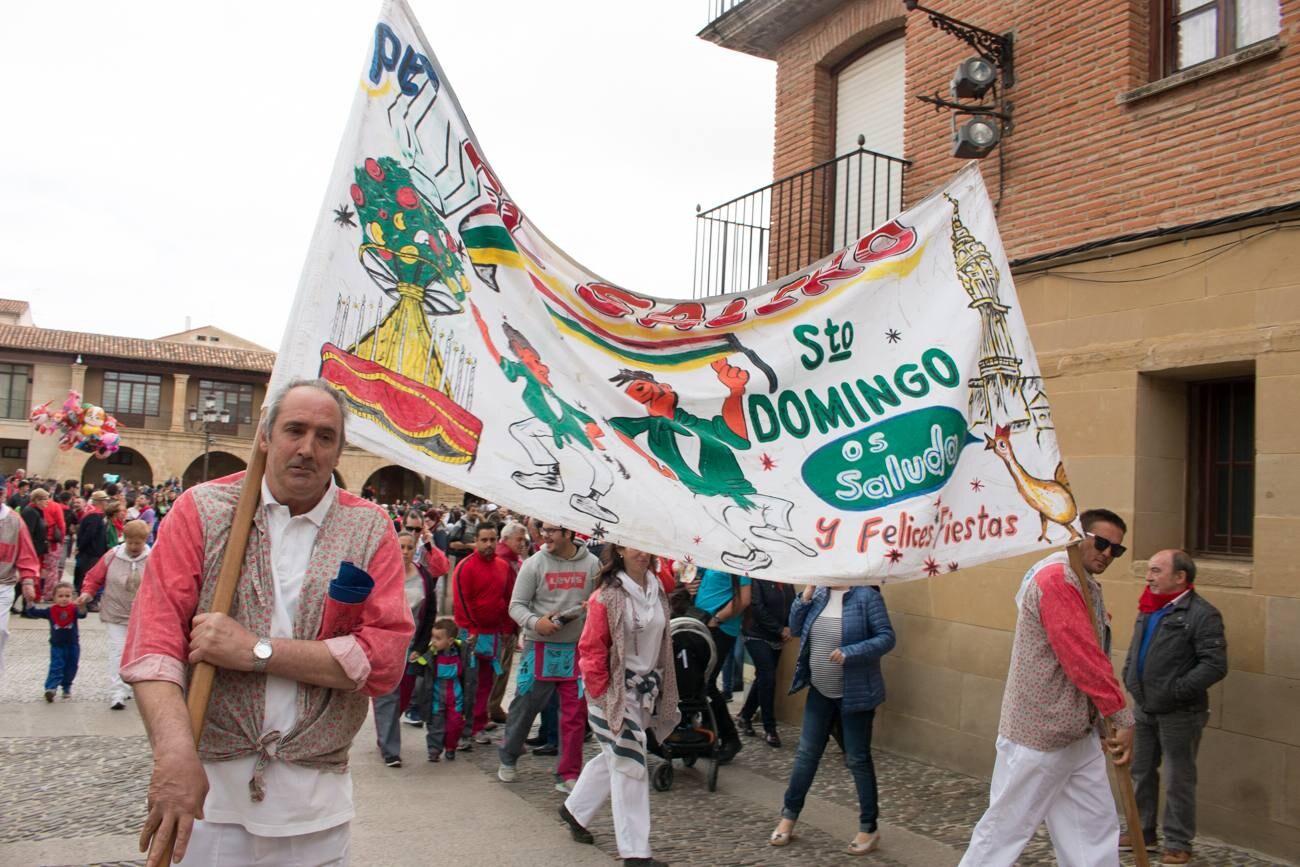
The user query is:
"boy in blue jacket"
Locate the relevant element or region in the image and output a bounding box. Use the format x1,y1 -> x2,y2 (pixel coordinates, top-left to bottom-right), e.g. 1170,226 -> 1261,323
23,581 -> 86,701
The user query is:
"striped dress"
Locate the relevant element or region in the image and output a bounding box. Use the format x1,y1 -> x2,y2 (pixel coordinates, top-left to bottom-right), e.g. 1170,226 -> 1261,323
808,589 -> 846,699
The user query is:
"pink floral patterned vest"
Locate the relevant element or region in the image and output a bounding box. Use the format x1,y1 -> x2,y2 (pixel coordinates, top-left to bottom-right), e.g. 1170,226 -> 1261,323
188,474 -> 390,801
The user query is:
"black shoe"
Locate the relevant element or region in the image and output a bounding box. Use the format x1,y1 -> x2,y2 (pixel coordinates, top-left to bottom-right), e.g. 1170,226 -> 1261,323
427,752 -> 441,762
532,744 -> 559,757
383,755 -> 402,768
737,716 -> 756,737
558,804 -> 594,845
716,739 -> 742,765
525,735 -> 547,747
445,750 -> 456,761
763,730 -> 782,748
624,859 -> 668,866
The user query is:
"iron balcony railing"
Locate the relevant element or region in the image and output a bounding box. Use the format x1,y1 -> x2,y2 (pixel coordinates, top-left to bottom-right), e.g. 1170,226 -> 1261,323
692,141 -> 910,298
706,0 -> 748,23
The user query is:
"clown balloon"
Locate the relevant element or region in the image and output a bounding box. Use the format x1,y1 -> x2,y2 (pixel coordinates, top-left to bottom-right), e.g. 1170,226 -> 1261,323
29,390 -> 121,458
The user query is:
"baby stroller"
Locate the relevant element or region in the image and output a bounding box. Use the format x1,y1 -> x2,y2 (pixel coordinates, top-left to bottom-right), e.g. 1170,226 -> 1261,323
647,617 -> 722,793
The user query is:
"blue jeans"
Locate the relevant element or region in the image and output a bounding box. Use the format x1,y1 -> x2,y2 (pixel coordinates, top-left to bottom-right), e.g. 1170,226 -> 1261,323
537,689 -> 559,748
1133,707 -> 1209,853
782,686 -> 878,833
739,638 -> 782,732
722,632 -> 746,695
46,643 -> 79,692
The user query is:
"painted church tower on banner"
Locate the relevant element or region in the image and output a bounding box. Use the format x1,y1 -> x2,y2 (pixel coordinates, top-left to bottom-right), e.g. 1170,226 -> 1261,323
946,195 -> 1038,433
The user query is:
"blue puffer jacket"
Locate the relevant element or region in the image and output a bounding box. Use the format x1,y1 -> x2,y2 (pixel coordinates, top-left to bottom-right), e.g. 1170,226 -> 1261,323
788,587 -> 895,714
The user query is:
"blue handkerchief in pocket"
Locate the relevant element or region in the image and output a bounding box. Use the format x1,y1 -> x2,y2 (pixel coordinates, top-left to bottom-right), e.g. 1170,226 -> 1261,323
329,561 -> 374,604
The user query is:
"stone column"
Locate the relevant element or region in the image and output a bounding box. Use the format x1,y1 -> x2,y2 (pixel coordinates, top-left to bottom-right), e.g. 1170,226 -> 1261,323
171,373 -> 190,432
44,362 -> 87,479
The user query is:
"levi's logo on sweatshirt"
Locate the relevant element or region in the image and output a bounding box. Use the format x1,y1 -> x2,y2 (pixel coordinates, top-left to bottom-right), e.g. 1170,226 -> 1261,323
546,571 -> 587,591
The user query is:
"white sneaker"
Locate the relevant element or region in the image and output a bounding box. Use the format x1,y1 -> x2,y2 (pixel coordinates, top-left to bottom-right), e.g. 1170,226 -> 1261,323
498,763 -> 518,783
554,779 -> 575,794
474,730 -> 493,745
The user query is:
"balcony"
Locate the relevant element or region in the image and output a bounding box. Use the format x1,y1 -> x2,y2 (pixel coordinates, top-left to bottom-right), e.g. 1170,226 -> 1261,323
700,0 -> 849,59
692,142 -> 910,298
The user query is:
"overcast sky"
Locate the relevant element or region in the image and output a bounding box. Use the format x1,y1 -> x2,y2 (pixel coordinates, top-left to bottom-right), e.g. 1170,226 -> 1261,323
1,1 -> 774,351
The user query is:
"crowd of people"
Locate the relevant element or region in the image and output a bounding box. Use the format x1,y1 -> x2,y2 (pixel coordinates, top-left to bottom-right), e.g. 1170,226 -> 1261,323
0,381 -> 1230,867
340,488 -> 900,861
0,471 -> 180,707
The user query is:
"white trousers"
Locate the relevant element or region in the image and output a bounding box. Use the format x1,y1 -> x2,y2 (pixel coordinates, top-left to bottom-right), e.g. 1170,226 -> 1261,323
105,621 -> 129,703
960,733 -> 1120,867
565,699 -> 652,859
177,820 -> 349,867
0,583 -> 13,682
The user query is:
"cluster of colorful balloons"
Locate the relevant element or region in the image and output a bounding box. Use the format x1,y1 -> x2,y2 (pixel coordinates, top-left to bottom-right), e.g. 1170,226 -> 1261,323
30,390 -> 121,458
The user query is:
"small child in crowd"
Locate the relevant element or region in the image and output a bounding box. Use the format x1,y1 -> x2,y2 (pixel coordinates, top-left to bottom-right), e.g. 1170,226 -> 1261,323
415,618 -> 470,762
22,581 -> 86,701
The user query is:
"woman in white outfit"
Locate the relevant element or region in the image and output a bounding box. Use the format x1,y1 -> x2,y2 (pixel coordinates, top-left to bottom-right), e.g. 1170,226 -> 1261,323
76,519 -> 151,709
560,545 -> 680,867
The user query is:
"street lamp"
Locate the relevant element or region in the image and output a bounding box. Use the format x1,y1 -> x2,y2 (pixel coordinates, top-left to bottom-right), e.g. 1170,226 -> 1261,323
188,395 -> 231,482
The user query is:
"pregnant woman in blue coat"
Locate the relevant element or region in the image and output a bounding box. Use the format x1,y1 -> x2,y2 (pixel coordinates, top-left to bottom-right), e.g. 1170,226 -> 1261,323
770,583 -> 895,855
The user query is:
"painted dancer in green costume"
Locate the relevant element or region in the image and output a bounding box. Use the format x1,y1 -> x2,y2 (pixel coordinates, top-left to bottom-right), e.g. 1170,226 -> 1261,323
472,304 -> 617,524
609,359 -> 816,572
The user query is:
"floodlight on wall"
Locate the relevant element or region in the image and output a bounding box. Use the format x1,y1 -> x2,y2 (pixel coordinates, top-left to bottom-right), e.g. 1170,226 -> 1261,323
951,56 -> 997,99
952,113 -> 1001,158
904,1 -> 1015,168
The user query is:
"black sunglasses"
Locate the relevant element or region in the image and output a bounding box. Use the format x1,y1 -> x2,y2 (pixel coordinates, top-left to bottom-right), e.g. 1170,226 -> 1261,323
1089,534 -> 1127,558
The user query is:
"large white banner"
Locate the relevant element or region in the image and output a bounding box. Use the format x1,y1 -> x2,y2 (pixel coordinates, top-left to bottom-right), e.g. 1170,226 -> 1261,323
271,0 -> 1081,583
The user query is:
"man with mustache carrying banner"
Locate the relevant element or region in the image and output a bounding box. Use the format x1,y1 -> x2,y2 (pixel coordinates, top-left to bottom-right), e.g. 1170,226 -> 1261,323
121,380 -> 413,866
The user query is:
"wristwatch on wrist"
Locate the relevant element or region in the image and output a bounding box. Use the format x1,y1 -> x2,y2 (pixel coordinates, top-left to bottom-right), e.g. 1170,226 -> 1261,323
252,637 -> 273,673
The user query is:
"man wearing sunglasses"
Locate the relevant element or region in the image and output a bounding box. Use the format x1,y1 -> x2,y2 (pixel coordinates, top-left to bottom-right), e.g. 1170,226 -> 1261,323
962,508 -> 1136,867
1119,550 -> 1226,864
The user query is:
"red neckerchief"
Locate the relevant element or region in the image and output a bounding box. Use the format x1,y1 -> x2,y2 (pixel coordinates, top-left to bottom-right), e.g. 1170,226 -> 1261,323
50,603 -> 78,628
1139,585 -> 1190,614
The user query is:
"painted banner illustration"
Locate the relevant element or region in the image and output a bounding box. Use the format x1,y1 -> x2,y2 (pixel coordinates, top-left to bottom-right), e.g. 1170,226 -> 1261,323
270,0 -> 1080,584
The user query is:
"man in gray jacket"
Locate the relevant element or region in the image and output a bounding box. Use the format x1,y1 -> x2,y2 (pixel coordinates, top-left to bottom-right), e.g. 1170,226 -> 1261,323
1120,549 -> 1227,865
497,523 -> 599,792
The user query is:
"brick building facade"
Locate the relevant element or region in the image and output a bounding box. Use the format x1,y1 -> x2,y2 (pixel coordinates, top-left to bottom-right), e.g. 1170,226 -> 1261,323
700,0 -> 1299,857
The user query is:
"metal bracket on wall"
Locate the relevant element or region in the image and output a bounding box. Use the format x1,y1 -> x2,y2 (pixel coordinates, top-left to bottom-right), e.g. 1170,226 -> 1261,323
903,0 -> 1014,87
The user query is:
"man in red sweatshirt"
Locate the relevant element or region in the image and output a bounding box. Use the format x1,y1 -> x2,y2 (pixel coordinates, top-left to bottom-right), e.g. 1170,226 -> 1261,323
452,522 -> 513,744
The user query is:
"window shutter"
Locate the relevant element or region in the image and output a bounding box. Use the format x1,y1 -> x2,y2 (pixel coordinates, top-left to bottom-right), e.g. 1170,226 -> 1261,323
835,37 -> 906,160
833,37 -> 906,247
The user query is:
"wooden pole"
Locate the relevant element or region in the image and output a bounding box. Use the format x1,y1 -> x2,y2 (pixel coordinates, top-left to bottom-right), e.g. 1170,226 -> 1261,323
151,425 -> 267,864
1068,542 -> 1150,867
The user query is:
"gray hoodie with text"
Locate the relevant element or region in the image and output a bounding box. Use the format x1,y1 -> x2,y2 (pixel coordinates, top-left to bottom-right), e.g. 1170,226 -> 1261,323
509,544 -> 601,644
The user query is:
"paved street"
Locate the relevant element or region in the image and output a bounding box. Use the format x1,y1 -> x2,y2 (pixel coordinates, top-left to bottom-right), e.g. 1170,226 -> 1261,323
0,613 -> 1289,867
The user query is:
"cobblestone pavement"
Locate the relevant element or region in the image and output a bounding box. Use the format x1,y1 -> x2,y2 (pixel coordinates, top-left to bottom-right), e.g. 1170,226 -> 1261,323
462,707 -> 1287,867
733,719 -> 1285,867
2,614 -> 1289,866
463,733 -> 913,867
